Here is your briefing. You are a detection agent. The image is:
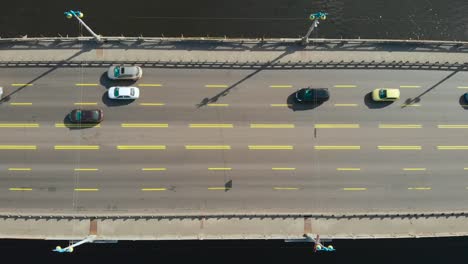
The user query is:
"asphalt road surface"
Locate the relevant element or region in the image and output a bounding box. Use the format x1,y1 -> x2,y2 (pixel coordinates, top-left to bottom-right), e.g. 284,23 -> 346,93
0,67 -> 467,213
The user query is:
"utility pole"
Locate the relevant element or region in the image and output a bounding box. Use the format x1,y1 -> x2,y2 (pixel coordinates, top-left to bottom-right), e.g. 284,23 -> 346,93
302,12 -> 328,45
64,10 -> 102,42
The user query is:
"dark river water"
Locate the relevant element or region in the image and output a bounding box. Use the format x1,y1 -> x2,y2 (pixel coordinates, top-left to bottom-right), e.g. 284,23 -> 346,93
1,0 -> 468,40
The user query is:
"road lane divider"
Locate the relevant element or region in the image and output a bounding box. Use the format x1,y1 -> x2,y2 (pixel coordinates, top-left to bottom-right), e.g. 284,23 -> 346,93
142,168 -> 167,171
273,187 -> 299,190
8,168 -> 31,171
248,145 -> 293,150
185,145 -> 231,150
9,102 -> 32,106
272,168 -> 296,171
74,102 -> 98,106
379,124 -> 422,128
139,103 -> 165,106
208,168 -> 232,171
270,104 -> 292,107
399,85 -> 421,88
205,84 -> 229,88
315,124 -> 359,129
457,86 -> 468,89
141,188 -> 167,191
117,145 -> 166,150
55,145 -> 100,150
0,123 -> 39,128
400,103 -> 421,107
74,188 -> 99,192
437,146 -> 468,150
55,123 -> 101,128
378,146 -> 421,150
0,145 -> 36,150
208,187 -> 231,190
403,168 -> 426,171
333,85 -> 357,88
343,188 -> 367,191
250,124 -> 295,128
9,188 -> 32,191
139,84 -> 162,87
315,146 -> 360,150
408,187 -> 431,190
121,123 -> 168,128
207,103 -> 229,107
437,125 -> 468,128
190,124 -> 233,128
269,85 -> 293,88
334,104 -> 358,107
11,83 -> 33,86
337,168 -> 361,171
74,168 -> 99,171
75,83 -> 98,86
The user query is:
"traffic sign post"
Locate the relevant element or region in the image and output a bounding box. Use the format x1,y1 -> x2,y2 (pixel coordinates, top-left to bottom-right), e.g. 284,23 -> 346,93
302,12 -> 328,45
64,10 -> 102,42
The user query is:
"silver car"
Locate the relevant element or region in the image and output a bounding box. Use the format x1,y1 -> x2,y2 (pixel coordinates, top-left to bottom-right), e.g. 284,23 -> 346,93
108,87 -> 140,100
107,65 -> 143,80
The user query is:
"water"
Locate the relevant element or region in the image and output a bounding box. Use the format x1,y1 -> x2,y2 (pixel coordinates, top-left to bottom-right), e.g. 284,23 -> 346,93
1,0 -> 468,40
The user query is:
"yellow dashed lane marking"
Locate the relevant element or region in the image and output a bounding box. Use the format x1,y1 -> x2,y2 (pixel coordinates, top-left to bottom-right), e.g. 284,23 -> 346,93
8,168 -> 31,171
11,83 -> 33,86
315,124 -> 360,129
0,145 -> 36,150
315,146 -> 360,150
343,188 -> 367,191
205,84 -> 228,88
379,124 -> 422,128
207,103 -> 229,107
269,85 -> 293,88
142,168 -> 167,171
403,168 -> 426,171
270,104 -> 291,107
139,84 -> 162,87
74,168 -> 99,171
190,124 -> 233,128
121,123 -> 168,128
74,102 -> 98,106
248,145 -> 293,150
75,83 -> 98,86
139,103 -> 165,106
9,188 -> 32,191
55,123 -> 101,128
74,188 -> 99,192
334,104 -> 358,107
250,124 -> 295,128
399,85 -> 421,88
337,168 -> 361,171
10,103 -> 32,106
378,146 -> 421,150
117,145 -> 166,150
334,85 -> 356,88
208,187 -> 231,190
437,146 -> 468,150
55,145 -> 99,150
273,187 -> 299,190
408,187 -> 431,190
141,188 -> 167,191
272,168 -> 296,171
208,168 -> 232,171
186,145 -> 231,150
0,123 -> 39,128
457,86 -> 468,89
438,125 -> 468,128
401,104 -> 421,107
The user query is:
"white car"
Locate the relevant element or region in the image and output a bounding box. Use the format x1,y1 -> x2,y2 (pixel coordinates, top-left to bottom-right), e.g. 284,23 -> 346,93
108,87 -> 140,100
107,65 -> 142,80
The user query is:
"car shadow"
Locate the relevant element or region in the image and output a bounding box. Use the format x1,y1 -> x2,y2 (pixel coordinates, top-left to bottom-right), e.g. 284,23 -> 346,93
62,115 -> 99,130
364,92 -> 394,109
459,94 -> 468,110
99,72 -> 136,89
286,92 -> 323,111
102,91 -> 136,107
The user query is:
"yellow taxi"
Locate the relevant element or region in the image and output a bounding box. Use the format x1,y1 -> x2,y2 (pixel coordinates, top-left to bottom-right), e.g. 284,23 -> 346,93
372,88 -> 400,101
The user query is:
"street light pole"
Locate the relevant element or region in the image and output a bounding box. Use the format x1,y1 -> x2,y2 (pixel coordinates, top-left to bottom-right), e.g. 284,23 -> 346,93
64,10 -> 102,42
302,12 -> 328,45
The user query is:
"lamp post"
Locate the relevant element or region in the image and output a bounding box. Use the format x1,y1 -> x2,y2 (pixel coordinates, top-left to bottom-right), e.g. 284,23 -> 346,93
302,12 -> 328,45
64,10 -> 102,42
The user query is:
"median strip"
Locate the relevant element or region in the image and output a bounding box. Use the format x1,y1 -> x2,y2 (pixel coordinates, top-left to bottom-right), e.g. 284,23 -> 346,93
55,145 -> 100,150
185,145 -> 231,150
117,145 -> 166,150
250,124 -> 295,128
0,123 -> 39,128
248,145 -> 293,150
315,146 -> 360,150
0,145 -> 36,150
189,124 -> 233,128
379,124 -> 422,128
8,168 -> 32,171
315,124 -> 360,129
121,123 -> 168,128
378,146 -> 421,150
